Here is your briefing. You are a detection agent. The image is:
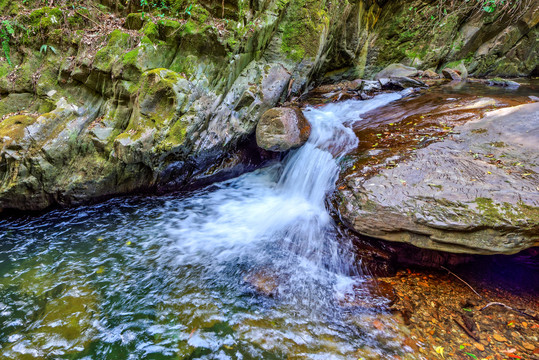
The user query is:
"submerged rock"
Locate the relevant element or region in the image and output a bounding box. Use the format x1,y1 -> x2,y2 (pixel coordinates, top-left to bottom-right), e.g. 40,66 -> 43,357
486,78 -> 520,88
375,64 -> 418,79
10,287 -> 99,357
256,107 -> 311,152
339,102 -> 539,255
244,269 -> 279,297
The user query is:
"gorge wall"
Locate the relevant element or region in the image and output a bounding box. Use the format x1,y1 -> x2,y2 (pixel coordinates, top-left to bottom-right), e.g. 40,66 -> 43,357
0,0 -> 537,212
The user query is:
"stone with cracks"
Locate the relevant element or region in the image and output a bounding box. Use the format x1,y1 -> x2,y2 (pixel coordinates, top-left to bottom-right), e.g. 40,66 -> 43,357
339,102 -> 539,255
256,107 -> 311,152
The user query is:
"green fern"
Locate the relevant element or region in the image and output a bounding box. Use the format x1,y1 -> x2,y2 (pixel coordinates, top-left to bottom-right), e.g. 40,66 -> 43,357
277,0 -> 290,10
40,44 -> 58,55
1,20 -> 14,66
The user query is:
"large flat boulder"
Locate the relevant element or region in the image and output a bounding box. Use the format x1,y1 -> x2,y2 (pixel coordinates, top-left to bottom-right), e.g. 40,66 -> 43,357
375,64 -> 418,80
338,102 -> 539,254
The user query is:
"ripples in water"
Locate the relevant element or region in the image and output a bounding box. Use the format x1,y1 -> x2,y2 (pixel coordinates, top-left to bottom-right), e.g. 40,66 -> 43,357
0,93 -> 411,359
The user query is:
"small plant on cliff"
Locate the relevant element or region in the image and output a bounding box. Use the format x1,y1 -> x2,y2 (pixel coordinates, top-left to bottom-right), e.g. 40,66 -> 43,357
1,20 -> 14,66
437,0 -> 532,18
40,44 -> 58,55
482,0 -> 498,13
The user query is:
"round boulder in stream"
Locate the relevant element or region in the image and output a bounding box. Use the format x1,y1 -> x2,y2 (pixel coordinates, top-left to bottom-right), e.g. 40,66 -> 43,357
338,102 -> 539,255
256,107 -> 311,152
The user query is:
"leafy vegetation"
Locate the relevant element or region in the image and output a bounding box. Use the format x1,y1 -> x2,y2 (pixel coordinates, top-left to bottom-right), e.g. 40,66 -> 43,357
39,44 -> 57,55
432,0 -> 529,23
1,20 -> 14,65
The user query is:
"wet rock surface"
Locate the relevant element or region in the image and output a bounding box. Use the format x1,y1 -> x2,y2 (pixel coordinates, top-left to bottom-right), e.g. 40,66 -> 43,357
337,83 -> 539,254
255,107 -> 311,152
487,78 -> 521,88
378,77 -> 427,90
442,68 -> 462,81
375,64 -> 419,79
421,69 -> 439,79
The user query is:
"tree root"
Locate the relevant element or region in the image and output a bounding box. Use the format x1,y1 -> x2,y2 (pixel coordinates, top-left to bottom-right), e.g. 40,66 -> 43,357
479,302 -> 539,322
441,266 -> 539,322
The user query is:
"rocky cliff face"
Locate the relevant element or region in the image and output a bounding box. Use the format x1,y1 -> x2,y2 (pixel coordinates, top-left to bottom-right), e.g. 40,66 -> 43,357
0,0 -> 537,212
313,0 -> 538,80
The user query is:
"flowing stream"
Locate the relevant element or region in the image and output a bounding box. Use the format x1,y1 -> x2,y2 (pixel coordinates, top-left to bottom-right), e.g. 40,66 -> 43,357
0,93 -> 406,359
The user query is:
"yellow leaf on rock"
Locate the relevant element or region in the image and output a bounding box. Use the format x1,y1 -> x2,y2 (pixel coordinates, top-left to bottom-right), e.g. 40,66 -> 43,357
435,346 -> 445,358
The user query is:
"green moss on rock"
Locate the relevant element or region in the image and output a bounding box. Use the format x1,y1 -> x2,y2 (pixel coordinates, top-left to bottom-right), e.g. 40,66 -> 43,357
0,114 -> 37,140
280,0 -> 329,61
474,197 -> 539,229
142,21 -> 160,42
94,29 -> 133,72
29,7 -> 63,29
125,12 -> 146,30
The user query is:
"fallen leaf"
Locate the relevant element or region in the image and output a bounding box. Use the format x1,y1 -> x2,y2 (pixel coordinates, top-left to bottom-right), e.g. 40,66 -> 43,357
474,343 -> 485,351
435,346 -> 445,358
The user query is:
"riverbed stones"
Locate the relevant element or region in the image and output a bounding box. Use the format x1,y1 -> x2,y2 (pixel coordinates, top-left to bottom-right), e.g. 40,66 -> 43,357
375,64 -> 418,79
361,80 -> 382,93
338,102 -> 539,255
421,69 -> 439,79
255,107 -> 311,152
487,78 -> 520,88
442,68 -> 462,81
244,270 -> 279,296
378,77 -> 426,90
456,63 -> 468,79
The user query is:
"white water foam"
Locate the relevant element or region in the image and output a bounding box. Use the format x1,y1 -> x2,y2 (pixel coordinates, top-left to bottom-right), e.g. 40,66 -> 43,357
162,92 -> 402,304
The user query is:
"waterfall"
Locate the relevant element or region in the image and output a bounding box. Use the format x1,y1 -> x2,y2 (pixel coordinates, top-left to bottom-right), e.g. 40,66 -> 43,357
163,92 -> 402,307
0,92 -> 406,359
